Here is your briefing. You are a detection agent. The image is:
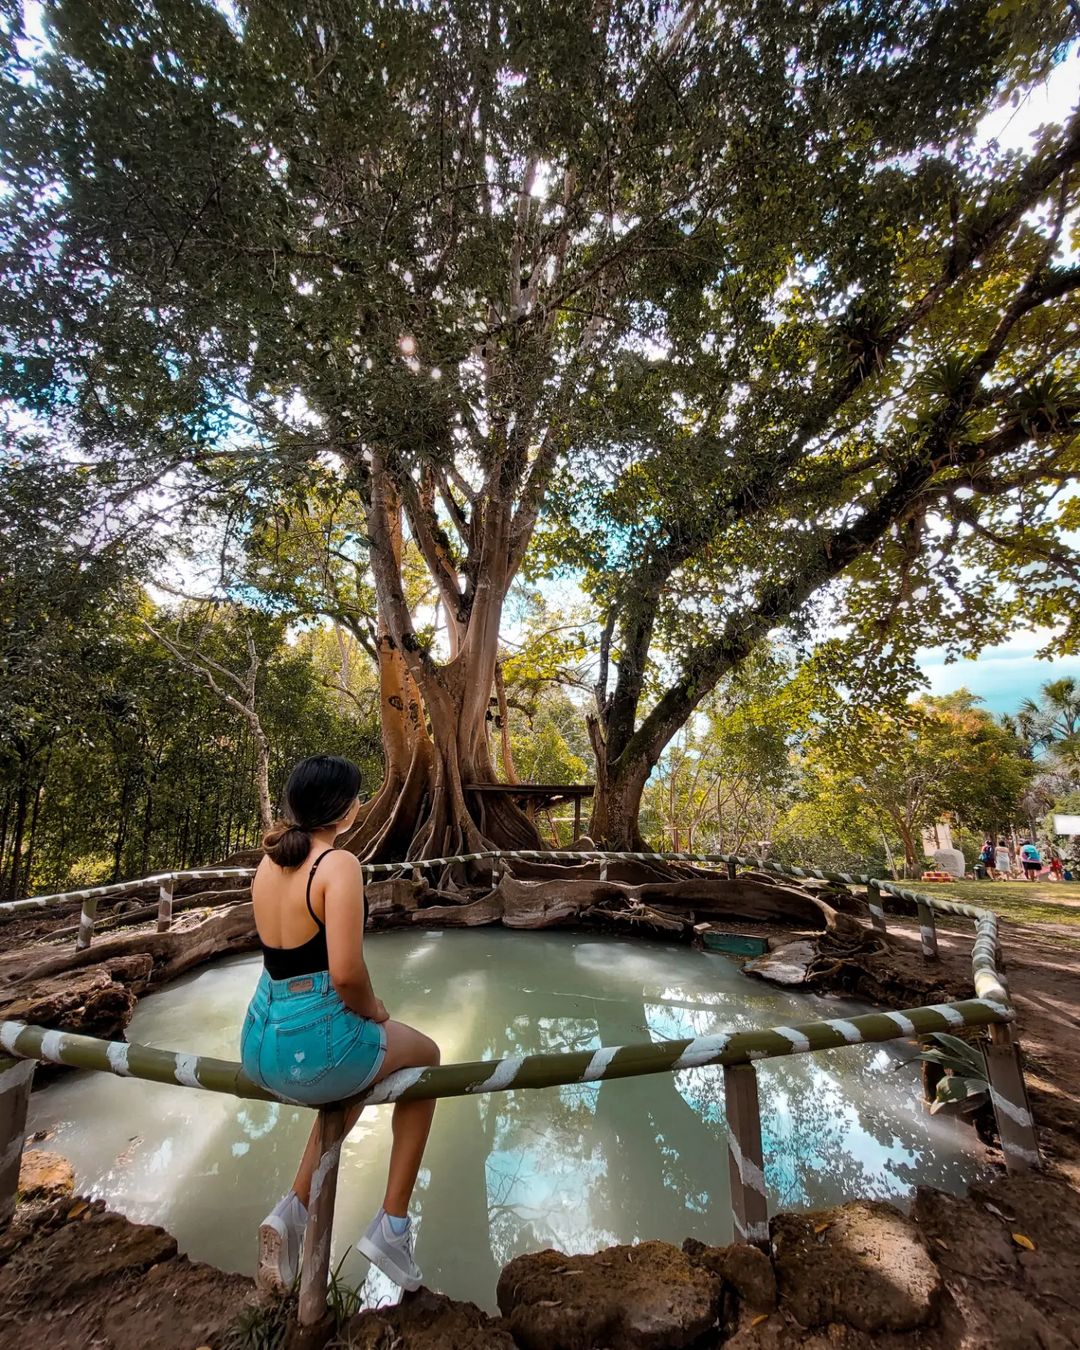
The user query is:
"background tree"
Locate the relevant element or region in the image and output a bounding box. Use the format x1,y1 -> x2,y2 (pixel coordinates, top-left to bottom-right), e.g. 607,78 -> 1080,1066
800,692 -> 1032,875
640,650 -> 799,854
1016,677 -> 1080,774
543,26 -> 1080,845
0,442 -> 141,897
142,605 -> 292,832
0,437 -> 382,893
6,1 -> 1072,864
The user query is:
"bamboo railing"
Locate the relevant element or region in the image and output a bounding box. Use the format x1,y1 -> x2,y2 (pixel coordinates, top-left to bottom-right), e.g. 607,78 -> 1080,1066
0,851 -> 1039,1327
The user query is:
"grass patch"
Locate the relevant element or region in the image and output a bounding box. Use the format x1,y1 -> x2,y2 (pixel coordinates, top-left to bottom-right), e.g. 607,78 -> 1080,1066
917,880 -> 1080,941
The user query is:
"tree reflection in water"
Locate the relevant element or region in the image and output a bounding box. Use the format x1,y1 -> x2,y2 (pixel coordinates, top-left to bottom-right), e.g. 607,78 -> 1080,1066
26,930 -> 990,1312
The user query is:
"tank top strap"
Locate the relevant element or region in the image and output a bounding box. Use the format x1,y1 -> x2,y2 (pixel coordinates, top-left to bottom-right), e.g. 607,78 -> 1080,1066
305,848 -> 335,929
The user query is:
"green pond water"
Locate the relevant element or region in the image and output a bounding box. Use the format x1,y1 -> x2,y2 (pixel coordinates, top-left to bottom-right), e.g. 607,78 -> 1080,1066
26,929 -> 989,1311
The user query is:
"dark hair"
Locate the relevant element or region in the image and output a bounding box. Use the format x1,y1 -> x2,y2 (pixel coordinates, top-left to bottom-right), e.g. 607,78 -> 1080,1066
263,755 -> 362,869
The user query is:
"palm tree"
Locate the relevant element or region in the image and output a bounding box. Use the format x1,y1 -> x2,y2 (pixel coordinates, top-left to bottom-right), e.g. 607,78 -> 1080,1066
1017,678 -> 1079,746
1015,678 -> 1080,793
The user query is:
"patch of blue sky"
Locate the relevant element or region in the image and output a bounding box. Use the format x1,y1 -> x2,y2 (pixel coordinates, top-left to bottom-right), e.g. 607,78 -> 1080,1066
919,633 -> 1080,717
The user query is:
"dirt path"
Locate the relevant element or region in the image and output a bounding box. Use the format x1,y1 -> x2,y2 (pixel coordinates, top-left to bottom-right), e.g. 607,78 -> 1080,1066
884,905 -> 1080,1187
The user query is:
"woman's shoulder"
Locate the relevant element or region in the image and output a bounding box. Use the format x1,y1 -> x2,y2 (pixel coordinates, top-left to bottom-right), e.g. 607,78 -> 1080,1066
322,849 -> 364,880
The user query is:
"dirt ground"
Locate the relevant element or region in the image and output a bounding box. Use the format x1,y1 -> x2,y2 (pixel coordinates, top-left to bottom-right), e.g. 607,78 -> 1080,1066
882,881 -> 1080,1186
4,875 -> 1080,1347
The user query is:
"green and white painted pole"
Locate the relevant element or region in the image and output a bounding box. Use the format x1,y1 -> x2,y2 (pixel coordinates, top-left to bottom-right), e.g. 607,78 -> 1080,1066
866,881 -> 888,936
74,896 -> 98,953
156,877 -> 176,934
723,1063 -> 769,1247
0,1055 -> 35,1226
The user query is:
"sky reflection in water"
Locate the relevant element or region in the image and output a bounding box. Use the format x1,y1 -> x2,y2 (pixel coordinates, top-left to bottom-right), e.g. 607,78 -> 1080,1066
27,930 -> 989,1311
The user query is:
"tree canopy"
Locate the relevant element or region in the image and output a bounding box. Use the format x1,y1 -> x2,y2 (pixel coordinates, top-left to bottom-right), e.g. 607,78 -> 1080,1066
1,1 -> 1078,860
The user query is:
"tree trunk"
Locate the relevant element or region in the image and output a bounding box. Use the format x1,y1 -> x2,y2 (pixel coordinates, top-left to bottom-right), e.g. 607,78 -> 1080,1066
252,726 -> 273,834
5,778 -> 30,901
344,461 -> 542,864
20,777 -> 45,899
493,661 -> 518,783
586,754 -> 651,852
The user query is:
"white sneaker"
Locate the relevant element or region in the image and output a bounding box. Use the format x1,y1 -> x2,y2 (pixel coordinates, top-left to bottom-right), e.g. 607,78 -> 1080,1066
257,1192 -> 307,1292
357,1209 -> 423,1291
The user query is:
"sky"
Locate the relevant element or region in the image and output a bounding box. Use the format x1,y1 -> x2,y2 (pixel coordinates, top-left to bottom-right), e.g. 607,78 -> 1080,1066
919,635 -> 1080,716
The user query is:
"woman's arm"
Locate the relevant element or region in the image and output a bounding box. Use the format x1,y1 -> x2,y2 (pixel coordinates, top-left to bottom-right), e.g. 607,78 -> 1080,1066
323,853 -> 386,1020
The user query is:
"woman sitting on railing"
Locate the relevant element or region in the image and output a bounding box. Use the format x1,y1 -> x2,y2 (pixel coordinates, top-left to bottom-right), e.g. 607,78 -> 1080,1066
241,754 -> 440,1294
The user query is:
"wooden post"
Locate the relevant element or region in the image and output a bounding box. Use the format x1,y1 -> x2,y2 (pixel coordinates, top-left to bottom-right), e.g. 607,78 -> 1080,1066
298,1106 -> 349,1327
916,898 -> 938,961
984,1023 -> 1040,1172
74,896 -> 98,953
156,877 -> 175,933
0,1056 -> 34,1226
867,881 -> 888,935
726,860 -> 737,881
723,1062 -> 769,1247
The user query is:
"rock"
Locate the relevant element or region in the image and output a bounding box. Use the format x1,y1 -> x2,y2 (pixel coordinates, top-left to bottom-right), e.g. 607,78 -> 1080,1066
98,1256 -> 255,1350
343,1288 -> 516,1349
0,964 -> 142,1039
17,1150 -> 74,1204
497,1241 -> 724,1349
743,941 -> 817,986
771,1200 -> 942,1333
913,1173 -> 1080,1335
0,1210 -> 177,1307
683,1236 -> 777,1313
932,847 -> 965,879
366,877 -> 432,919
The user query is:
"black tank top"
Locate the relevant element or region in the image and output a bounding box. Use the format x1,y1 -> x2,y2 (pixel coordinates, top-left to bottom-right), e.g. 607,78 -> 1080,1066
260,848 -> 365,980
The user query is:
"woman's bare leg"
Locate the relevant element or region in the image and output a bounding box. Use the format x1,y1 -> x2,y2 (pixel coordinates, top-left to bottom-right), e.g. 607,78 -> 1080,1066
373,1021 -> 441,1215
290,1020 -> 439,1211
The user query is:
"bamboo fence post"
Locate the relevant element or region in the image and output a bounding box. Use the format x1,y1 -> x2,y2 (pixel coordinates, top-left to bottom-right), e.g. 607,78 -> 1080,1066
156,877 -> 175,933
984,1023 -> 1040,1172
74,896 -> 98,953
0,1056 -> 34,1226
723,1062 -> 769,1247
298,1106 -> 349,1327
916,898 -> 939,960
867,881 -> 888,935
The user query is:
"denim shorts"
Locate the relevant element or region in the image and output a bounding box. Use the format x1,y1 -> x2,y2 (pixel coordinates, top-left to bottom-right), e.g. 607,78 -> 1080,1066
240,968 -> 387,1106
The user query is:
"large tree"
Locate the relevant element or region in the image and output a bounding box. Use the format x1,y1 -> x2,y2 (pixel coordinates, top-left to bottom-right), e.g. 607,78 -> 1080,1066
1,0 -> 1075,861
547,50 -> 1080,844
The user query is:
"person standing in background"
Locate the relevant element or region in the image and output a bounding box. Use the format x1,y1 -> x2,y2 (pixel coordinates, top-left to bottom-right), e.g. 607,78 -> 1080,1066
995,842 -> 1013,879
1019,840 -> 1042,881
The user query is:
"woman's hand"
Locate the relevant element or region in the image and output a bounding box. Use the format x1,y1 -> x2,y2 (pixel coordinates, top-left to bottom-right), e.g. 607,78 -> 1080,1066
369,997 -> 389,1024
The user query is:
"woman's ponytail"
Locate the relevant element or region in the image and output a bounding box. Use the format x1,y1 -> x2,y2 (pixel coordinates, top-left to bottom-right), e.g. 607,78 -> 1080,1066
262,820 -> 312,869
264,755 -> 362,868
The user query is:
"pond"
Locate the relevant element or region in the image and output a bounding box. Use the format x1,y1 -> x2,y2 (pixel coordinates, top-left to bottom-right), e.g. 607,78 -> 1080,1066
26,929 -> 990,1310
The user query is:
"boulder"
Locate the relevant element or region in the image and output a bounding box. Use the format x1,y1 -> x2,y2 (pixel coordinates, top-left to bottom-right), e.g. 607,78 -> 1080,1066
0,1210 -> 177,1307
497,1241 -> 724,1350
684,1238 -> 778,1313
17,1150 -> 74,1205
771,1200 -> 942,1333
99,1256 -> 255,1350
743,941 -> 817,986
343,1288 -> 516,1349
